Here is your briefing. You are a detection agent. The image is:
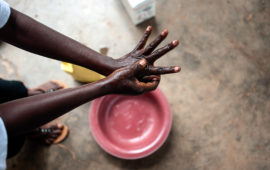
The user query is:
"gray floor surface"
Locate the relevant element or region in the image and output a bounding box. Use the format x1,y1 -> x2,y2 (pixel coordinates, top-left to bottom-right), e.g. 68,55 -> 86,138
1,0 -> 269,169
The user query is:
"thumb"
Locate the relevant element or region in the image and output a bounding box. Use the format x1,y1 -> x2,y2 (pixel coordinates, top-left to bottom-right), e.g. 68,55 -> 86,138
132,59 -> 147,75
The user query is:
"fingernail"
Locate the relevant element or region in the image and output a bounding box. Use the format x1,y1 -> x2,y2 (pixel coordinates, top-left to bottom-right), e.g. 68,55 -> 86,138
139,59 -> 146,66
161,29 -> 168,36
172,40 -> 179,46
57,123 -> 63,128
153,78 -> 158,81
146,26 -> 152,32
174,66 -> 181,72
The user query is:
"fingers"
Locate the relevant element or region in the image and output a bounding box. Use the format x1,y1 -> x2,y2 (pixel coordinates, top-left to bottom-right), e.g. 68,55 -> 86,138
146,40 -> 179,63
137,78 -> 160,92
132,59 -> 147,75
132,58 -> 180,76
133,26 -> 152,51
143,29 -> 168,55
141,75 -> 160,82
148,66 -> 181,75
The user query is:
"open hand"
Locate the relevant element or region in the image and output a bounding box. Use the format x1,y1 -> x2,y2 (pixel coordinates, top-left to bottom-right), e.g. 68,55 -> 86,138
107,59 -> 179,95
115,26 -> 180,75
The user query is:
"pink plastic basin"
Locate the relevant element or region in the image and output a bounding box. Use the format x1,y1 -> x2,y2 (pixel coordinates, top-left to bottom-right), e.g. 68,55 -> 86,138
89,88 -> 171,159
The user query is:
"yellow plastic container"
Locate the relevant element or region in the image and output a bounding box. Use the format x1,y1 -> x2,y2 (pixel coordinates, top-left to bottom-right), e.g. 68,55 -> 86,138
61,62 -> 105,83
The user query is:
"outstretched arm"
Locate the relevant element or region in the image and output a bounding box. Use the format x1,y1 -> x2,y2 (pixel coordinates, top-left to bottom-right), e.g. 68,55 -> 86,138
0,59 -> 180,137
0,8 -> 116,75
0,8 -> 179,75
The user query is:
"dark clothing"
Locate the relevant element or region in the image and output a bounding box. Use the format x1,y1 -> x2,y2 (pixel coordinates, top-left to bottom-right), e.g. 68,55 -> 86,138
0,79 -> 27,158
0,79 -> 27,104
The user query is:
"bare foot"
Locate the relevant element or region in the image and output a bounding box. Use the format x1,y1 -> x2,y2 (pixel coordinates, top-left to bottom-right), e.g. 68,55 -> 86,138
28,124 -> 69,144
28,80 -> 67,96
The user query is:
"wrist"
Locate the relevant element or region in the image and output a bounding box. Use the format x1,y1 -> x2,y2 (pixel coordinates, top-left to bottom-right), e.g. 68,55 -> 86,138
104,56 -> 119,75
85,53 -> 119,76
96,76 -> 116,95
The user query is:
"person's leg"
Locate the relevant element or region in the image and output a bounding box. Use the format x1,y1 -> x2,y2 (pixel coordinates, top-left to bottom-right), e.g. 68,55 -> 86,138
0,79 -> 27,157
20,80 -> 69,144
0,79 -> 68,158
7,123 -> 68,158
7,135 -> 25,158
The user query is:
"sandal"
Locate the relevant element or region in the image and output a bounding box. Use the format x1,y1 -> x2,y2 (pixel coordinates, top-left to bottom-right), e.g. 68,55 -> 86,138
29,123 -> 69,144
28,80 -> 67,96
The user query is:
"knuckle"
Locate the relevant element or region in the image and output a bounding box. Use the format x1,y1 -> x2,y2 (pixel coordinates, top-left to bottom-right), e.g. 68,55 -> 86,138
156,67 -> 163,73
148,43 -> 155,49
143,33 -> 149,39
165,45 -> 171,50
153,50 -> 159,56
157,48 -> 163,53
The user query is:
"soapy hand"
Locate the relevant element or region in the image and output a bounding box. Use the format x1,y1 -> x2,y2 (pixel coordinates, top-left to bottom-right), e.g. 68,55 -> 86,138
115,26 -> 181,75
106,59 -> 179,95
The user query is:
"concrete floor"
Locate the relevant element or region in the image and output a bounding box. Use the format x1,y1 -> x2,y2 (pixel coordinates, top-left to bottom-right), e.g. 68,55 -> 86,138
1,0 -> 270,169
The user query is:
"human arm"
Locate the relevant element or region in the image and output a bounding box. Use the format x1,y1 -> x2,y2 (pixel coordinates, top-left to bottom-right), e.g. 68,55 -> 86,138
0,8 -> 179,75
0,8 -> 116,75
0,59 -> 179,137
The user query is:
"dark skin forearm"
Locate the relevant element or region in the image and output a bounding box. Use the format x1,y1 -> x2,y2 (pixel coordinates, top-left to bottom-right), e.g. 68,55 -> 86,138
0,9 -> 180,76
0,77 -> 112,137
0,59 -> 165,137
0,8 -> 116,75
0,8 -> 181,138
